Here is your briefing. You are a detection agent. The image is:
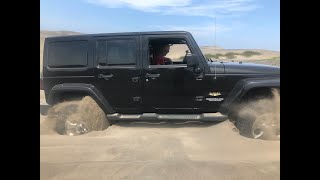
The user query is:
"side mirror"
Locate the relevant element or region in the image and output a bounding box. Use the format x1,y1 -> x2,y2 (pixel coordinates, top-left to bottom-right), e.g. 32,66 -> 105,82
185,54 -> 199,67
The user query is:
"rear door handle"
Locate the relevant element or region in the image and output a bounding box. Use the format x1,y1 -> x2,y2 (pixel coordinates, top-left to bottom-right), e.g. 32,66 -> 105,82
98,74 -> 114,80
145,73 -> 160,79
131,77 -> 140,83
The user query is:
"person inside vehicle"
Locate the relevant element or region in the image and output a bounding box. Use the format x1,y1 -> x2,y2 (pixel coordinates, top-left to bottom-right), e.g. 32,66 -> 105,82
152,44 -> 173,65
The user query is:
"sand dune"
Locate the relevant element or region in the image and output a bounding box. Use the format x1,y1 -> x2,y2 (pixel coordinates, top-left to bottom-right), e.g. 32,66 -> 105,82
168,44 -> 279,61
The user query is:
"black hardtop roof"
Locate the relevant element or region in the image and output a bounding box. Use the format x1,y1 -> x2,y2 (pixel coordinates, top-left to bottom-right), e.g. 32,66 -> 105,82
45,31 -> 192,41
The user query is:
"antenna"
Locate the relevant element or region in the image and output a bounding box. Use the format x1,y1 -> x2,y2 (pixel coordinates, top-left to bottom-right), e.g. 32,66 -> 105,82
214,16 -> 216,56
214,16 -> 217,80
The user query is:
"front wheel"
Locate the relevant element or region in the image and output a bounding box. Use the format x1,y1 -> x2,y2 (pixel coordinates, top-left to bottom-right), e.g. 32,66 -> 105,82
235,100 -> 280,140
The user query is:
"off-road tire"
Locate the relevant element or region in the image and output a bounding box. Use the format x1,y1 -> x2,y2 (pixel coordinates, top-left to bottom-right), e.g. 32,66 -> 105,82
235,103 -> 280,140
46,96 -> 110,135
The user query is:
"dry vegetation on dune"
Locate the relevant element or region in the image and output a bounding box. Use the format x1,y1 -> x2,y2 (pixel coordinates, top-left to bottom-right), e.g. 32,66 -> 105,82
171,45 -> 280,66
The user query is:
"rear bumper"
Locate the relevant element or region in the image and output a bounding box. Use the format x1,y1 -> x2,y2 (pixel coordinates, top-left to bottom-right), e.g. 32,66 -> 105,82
40,102 -> 50,115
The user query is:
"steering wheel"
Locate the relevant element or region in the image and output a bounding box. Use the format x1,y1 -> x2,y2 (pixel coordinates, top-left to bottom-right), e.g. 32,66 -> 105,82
165,58 -> 173,65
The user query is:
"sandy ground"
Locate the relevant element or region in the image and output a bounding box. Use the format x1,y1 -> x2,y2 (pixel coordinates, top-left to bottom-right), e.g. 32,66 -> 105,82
40,91 -> 280,180
40,90 -> 45,103
40,115 -> 279,180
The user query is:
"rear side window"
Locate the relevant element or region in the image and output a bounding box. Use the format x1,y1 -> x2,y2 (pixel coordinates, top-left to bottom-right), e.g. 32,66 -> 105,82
48,40 -> 88,68
97,39 -> 136,66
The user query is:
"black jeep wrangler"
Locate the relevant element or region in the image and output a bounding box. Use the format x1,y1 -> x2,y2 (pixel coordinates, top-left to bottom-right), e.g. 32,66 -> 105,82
41,31 -> 280,139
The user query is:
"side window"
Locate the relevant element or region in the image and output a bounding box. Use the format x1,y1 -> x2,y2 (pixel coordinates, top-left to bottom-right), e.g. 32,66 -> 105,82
48,40 -> 88,68
97,39 -> 136,66
166,44 -> 190,63
149,38 -> 192,66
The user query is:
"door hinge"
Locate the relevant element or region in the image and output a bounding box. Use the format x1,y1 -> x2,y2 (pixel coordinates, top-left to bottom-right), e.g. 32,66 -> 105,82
133,96 -> 141,102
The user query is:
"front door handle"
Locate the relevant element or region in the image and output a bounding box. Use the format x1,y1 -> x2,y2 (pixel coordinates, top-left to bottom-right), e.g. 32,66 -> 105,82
131,77 -> 140,83
145,73 -> 160,79
98,74 -> 114,80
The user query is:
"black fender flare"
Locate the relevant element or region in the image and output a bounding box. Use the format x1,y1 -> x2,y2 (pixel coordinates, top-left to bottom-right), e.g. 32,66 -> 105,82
47,83 -> 115,114
219,77 -> 280,114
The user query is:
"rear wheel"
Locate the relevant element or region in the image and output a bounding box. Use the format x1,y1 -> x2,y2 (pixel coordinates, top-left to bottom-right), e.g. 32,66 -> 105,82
46,96 -> 110,135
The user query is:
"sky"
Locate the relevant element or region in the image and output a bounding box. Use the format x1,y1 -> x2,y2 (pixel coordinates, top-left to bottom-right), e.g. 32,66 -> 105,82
40,0 -> 280,51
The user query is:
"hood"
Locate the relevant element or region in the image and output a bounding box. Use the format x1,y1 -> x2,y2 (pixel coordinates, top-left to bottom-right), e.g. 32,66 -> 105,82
208,61 -> 280,74
207,61 -> 225,73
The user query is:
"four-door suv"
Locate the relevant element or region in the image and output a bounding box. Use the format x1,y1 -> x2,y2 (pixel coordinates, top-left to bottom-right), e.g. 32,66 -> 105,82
41,31 -> 280,139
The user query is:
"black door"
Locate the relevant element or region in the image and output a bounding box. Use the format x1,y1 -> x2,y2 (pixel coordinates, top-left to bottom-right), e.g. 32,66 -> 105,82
144,66 -> 193,113
93,36 -> 143,113
141,35 -> 206,114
